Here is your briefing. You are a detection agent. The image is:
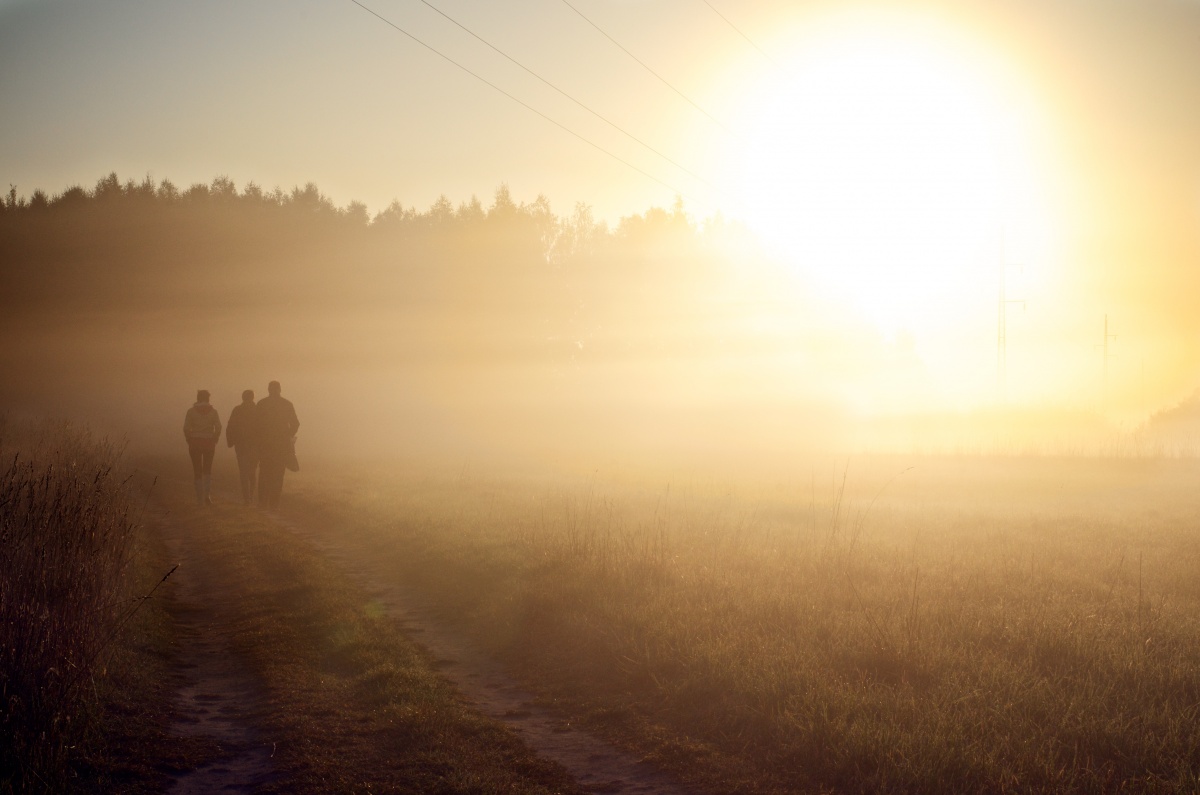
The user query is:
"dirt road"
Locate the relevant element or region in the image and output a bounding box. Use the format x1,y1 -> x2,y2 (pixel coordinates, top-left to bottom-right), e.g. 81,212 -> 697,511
157,511 -> 279,794
151,485 -> 695,794
270,511 -> 693,795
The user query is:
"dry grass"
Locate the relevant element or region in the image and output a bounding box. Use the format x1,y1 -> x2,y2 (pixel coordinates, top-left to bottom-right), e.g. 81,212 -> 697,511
0,419 -> 148,793
288,454 -> 1200,793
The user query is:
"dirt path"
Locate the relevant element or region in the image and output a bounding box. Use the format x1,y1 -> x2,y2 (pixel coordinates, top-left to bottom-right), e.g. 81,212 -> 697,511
144,474 -> 695,794
269,511 -> 696,795
155,510 -> 279,794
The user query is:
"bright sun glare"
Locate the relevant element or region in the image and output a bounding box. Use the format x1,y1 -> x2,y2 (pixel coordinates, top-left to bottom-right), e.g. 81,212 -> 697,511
725,11 -> 1054,339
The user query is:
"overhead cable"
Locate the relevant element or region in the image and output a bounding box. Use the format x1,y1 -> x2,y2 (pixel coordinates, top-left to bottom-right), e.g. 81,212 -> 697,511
558,0 -> 731,134
347,0 -> 690,199
416,0 -> 714,190
700,0 -> 781,71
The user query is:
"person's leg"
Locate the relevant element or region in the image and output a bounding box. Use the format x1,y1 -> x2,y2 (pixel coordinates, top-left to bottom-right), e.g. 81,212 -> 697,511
259,461 -> 284,509
269,463 -> 284,508
237,452 -> 255,503
188,447 -> 204,505
257,460 -> 268,506
201,448 -> 214,504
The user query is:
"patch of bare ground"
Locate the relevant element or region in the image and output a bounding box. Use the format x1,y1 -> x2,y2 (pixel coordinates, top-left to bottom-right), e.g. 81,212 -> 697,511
268,510 -> 696,795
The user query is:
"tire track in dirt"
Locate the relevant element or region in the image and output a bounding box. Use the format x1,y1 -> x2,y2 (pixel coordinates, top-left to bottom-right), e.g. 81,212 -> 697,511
268,511 -> 697,795
155,510 -> 279,794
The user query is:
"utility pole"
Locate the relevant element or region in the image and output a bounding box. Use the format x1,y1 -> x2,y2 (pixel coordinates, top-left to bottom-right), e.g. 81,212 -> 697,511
997,228 -> 1025,403
1097,313 -> 1118,409
1141,358 -> 1146,418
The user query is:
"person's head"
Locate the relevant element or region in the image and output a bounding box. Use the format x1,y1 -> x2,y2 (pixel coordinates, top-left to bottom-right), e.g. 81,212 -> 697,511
196,389 -> 210,404
268,381 -> 281,396
242,389 -> 255,403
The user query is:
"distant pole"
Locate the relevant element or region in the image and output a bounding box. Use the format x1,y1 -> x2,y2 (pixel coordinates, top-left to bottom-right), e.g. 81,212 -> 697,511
1096,313 -> 1117,410
997,227 -> 1025,404
998,233 -> 1005,398
1141,358 -> 1146,418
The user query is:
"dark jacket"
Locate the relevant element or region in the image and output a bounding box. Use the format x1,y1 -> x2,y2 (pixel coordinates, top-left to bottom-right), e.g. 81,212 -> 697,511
256,394 -> 299,463
226,401 -> 259,453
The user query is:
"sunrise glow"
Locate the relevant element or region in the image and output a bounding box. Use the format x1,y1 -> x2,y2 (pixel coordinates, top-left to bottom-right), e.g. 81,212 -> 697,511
722,11 -> 1059,342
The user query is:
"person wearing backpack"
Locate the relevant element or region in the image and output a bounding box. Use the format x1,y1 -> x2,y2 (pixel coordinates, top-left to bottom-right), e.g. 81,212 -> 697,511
183,389 -> 222,506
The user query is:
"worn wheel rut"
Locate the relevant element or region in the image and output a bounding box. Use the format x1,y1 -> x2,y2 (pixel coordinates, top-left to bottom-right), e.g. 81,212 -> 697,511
268,511 -> 695,795
156,510 -> 278,794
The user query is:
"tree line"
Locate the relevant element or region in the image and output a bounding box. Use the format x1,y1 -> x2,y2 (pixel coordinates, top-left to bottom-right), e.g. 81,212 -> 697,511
1,172 -> 730,270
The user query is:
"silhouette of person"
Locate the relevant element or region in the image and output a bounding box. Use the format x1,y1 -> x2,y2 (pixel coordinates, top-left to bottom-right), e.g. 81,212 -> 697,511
183,389 -> 222,506
225,389 -> 259,504
256,380 -> 299,509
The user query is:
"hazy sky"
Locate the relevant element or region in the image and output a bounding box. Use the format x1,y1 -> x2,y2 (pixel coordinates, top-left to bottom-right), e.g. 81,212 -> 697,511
3,0 -> 1195,217
1,0 -> 748,219
3,0 -> 1200,417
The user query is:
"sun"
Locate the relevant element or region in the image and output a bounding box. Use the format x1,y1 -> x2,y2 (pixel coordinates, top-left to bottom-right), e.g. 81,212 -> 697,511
722,10 -> 1054,339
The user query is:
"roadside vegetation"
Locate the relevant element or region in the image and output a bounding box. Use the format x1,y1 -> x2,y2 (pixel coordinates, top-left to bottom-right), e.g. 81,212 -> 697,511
0,418 -> 174,793
285,454 -> 1200,794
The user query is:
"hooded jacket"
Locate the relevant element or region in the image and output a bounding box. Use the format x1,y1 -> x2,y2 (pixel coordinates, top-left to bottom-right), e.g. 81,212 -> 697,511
184,402 -> 222,451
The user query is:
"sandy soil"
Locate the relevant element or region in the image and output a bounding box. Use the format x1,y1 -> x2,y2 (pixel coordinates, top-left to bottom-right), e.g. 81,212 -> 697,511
158,511 -> 279,794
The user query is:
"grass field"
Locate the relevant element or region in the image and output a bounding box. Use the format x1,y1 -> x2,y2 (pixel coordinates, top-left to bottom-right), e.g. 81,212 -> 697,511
10,421 -> 1200,792
284,453 -> 1200,793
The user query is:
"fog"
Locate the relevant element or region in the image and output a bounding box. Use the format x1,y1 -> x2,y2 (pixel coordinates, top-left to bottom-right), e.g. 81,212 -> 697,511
0,177 -> 824,472
5,175 -> 1186,479
5,0 -> 1200,478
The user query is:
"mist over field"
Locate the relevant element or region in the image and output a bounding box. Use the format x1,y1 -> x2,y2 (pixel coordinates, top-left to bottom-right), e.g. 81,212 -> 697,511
4,173 -> 1193,478
0,175 -> 915,471
0,176 -> 820,469
4,0 -> 1200,475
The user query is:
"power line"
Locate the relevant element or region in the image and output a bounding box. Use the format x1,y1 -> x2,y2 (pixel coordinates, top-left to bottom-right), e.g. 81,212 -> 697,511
700,0 -> 780,71
557,0 -> 731,134
346,0 -> 690,199
415,0 -> 714,190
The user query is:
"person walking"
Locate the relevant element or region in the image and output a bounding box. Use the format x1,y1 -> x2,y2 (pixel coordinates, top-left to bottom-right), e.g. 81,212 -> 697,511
256,380 -> 299,509
225,389 -> 259,504
183,389 -> 222,506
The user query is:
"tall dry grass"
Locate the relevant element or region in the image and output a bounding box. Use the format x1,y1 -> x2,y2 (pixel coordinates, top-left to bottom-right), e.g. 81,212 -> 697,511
294,455 -> 1200,793
0,418 -> 142,793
